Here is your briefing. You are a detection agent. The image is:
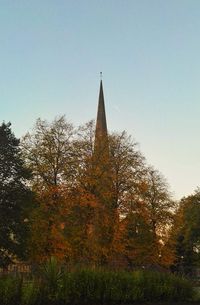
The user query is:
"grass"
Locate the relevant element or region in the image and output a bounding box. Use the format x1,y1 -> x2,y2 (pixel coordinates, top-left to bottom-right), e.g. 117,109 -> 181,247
0,260 -> 196,305
0,275 -> 22,305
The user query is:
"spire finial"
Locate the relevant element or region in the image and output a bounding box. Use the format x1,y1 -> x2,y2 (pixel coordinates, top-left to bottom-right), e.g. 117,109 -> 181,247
100,72 -> 103,80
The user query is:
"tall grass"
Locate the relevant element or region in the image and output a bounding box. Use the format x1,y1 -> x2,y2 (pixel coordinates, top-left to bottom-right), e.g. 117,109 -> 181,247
21,281 -> 40,305
0,262 -> 195,305
59,268 -> 194,304
0,275 -> 22,305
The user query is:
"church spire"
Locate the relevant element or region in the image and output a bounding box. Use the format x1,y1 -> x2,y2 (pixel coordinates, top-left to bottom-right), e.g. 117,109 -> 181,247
95,80 -> 108,139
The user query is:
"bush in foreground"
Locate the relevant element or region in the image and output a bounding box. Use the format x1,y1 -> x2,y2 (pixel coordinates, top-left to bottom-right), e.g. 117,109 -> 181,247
0,265 -> 195,305
58,269 -> 194,304
0,275 -> 22,305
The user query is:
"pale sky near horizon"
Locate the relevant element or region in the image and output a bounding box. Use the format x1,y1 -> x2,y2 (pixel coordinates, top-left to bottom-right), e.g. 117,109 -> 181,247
1,0 -> 200,200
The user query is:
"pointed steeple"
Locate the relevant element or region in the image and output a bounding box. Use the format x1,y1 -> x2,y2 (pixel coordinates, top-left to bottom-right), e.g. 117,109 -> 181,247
95,80 -> 108,139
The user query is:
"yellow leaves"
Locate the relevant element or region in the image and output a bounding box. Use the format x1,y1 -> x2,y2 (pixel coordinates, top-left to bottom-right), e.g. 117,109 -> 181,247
139,181 -> 148,193
24,118 -> 176,268
28,186 -> 73,263
78,189 -> 97,208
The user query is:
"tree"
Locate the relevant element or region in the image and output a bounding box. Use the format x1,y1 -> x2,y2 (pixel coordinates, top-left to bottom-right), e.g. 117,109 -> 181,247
139,168 -> 173,234
75,121 -> 116,265
0,122 -> 33,266
22,117 -> 76,262
109,131 -> 146,212
23,117 -> 174,267
120,198 -> 155,267
171,190 -> 200,274
21,116 -> 75,191
29,186 -> 72,263
110,163 -> 175,267
72,126 -> 146,265
140,168 -> 176,266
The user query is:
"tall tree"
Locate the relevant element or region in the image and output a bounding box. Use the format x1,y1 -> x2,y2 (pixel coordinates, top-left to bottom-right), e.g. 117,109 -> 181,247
29,186 -> 72,263
0,122 -> 33,266
141,169 -> 174,233
109,131 -> 146,212
23,116 -> 174,267
22,117 -> 75,261
76,120 -> 115,265
171,190 -> 200,274
72,125 -> 148,265
140,168 -> 175,266
21,116 -> 75,191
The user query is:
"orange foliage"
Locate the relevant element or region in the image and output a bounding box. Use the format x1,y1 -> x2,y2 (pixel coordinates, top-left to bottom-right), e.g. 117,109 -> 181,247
29,186 -> 72,263
25,118 -> 176,268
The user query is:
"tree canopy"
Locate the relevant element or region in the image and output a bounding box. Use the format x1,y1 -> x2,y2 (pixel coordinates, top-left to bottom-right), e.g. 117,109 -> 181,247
171,190 -> 200,274
0,122 -> 33,266
20,116 -> 175,268
3,115 -> 194,270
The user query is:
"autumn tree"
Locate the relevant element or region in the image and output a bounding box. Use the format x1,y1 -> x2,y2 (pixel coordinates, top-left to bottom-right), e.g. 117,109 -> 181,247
142,169 -> 174,233
71,124 -> 146,265
140,168 -> 175,266
120,168 -> 176,268
29,186 -> 72,263
22,116 -> 75,262
73,120 -> 115,264
22,116 -> 174,267
22,116 -> 75,190
109,131 -> 146,212
120,204 -> 154,267
0,122 -> 33,266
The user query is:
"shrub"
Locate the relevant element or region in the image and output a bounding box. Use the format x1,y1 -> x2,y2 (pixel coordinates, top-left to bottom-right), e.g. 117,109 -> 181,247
0,265 -> 195,305
134,270 -> 194,302
0,275 -> 22,305
21,281 -> 40,305
59,268 -> 194,304
37,256 -> 63,303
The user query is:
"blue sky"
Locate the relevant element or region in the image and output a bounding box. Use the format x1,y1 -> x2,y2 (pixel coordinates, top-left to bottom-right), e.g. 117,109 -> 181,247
1,0 -> 200,199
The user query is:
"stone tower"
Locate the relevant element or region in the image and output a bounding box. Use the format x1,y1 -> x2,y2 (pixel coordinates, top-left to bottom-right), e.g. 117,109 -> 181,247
93,79 -> 116,265
94,80 -> 109,156
95,80 -> 108,139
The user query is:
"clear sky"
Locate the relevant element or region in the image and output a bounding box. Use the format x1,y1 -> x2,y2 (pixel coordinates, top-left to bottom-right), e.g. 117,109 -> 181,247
1,0 -> 200,200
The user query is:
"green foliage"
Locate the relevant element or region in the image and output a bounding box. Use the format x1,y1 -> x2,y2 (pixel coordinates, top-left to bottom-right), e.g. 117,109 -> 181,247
172,190 -> 200,274
0,268 -> 194,305
59,268 -> 193,304
193,287 -> 200,302
137,270 -> 193,302
21,281 -> 40,305
38,256 -> 63,302
0,275 -> 22,305
0,122 -> 33,266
